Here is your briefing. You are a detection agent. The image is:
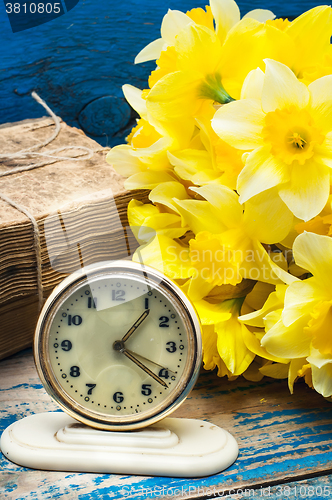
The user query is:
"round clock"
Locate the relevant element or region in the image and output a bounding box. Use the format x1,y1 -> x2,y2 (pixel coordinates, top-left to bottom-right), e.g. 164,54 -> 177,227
34,260 -> 202,431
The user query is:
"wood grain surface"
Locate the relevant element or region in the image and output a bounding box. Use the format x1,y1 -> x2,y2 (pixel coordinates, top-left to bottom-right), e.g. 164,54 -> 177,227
0,0 -> 324,146
1,350 -> 332,499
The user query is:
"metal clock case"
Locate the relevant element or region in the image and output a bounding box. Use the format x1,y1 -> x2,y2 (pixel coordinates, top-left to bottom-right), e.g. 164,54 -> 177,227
34,260 -> 202,431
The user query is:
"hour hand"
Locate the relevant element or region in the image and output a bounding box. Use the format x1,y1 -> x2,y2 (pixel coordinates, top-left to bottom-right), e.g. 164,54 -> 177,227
121,309 -> 150,343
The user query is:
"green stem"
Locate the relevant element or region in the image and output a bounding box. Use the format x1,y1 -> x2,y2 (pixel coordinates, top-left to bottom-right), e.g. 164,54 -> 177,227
198,73 -> 235,104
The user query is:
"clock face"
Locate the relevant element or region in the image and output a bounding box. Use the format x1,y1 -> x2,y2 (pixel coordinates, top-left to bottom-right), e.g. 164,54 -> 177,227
35,262 -> 202,430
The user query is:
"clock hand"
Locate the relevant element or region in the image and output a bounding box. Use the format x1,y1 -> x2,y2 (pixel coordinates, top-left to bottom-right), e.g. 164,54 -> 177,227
121,309 -> 150,343
125,348 -> 175,375
119,347 -> 168,388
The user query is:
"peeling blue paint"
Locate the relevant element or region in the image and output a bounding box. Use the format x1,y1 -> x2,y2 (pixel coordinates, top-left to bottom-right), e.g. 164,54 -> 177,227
0,383 -> 44,392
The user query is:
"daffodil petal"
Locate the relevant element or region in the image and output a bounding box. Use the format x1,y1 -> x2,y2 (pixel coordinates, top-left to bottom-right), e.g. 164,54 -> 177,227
286,6 -> 332,75
237,147 -> 289,204
259,362 -> 289,379
288,358 -> 307,393
134,235 -> 193,280
240,68 -> 265,100
167,149 -> 214,185
262,59 -> 310,113
194,299 -> 232,325
308,75 -> 332,134
124,171 -> 175,190
219,18 -> 295,100
191,184 -> 243,227
244,281 -> 276,311
311,363 -> 332,398
239,240 -> 295,285
128,200 -> 186,243
173,199 -> 227,234
122,85 -> 147,118
278,161 -> 330,221
262,315 -> 311,358
243,9 -> 275,22
175,24 -> 222,75
216,317 -> 255,375
135,38 -> 166,64
106,144 -> 143,177
160,9 -> 193,45
144,214 -> 187,239
307,347 -> 332,370
149,181 -> 188,213
201,325 -> 231,376
212,99 -> 265,150
209,0 -> 240,44
317,132 -> 332,169
242,327 -> 287,363
187,272 -> 218,302
282,278 -> 324,327
240,284 -> 287,328
292,232 -> 332,293
146,70 -> 198,145
243,188 -> 293,243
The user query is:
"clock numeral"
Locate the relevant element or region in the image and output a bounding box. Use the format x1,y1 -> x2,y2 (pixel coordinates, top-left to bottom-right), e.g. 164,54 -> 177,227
86,383 -> 96,395
61,340 -> 72,351
113,391 -> 124,403
68,315 -> 82,326
158,368 -> 169,379
141,384 -> 152,396
70,366 -> 80,377
112,289 -> 125,301
88,297 -> 97,309
159,316 -> 169,327
145,298 -> 149,309
166,341 -> 177,353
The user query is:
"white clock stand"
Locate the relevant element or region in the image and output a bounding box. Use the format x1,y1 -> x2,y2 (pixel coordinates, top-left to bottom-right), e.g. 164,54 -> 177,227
1,412 -> 238,477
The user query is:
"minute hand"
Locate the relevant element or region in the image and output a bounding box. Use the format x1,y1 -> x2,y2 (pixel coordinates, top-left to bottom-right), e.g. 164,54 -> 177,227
126,349 -> 175,374
121,309 -> 150,343
122,348 -> 168,388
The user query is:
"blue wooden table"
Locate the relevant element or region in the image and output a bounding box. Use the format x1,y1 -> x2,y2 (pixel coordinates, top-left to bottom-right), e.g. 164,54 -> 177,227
1,349 -> 332,499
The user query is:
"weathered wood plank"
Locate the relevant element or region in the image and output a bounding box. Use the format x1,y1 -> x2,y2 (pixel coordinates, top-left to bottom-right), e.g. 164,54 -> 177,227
1,350 -> 332,499
0,0 -> 323,146
223,475 -> 332,499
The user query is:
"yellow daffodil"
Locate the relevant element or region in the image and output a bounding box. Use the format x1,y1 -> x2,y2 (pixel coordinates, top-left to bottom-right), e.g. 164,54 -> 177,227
131,182 -> 295,303
146,15 -> 296,132
181,184 -> 295,299
166,101 -> 244,189
212,60 -> 332,221
196,297 -> 255,376
295,195 -> 332,237
256,232 -> 332,397
106,83 -> 193,188
127,199 -> 188,244
285,6 -> 332,81
135,0 -> 275,64
219,6 -> 332,98
197,290 -> 286,378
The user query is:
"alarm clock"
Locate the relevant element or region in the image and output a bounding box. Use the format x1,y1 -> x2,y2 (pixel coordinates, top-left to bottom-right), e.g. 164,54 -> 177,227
34,260 -> 202,430
1,260 -> 238,476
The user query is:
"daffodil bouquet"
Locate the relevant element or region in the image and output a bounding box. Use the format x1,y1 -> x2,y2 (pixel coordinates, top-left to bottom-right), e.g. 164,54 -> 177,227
107,0 -> 332,399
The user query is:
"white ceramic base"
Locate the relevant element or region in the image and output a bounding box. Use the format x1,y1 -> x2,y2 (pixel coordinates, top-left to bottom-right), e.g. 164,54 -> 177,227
1,412 -> 238,477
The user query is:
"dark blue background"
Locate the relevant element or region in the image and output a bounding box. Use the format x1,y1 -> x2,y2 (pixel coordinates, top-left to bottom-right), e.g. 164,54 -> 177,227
0,1 -> 324,145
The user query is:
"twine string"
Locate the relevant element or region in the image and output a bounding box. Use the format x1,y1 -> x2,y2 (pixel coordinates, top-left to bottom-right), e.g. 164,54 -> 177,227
0,92 -> 97,310
0,192 -> 44,310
